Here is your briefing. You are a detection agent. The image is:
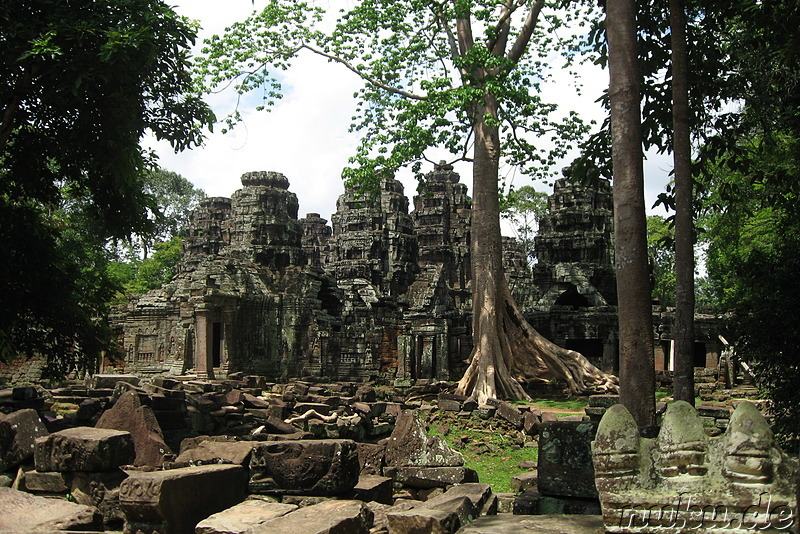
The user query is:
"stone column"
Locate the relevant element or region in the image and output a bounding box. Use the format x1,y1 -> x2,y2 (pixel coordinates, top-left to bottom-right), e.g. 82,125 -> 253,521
195,306 -> 215,379
221,308 -> 236,376
435,330 -> 449,381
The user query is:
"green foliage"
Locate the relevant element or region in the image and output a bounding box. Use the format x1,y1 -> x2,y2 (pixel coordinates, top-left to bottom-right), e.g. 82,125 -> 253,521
646,215 -> 676,306
196,0 -> 596,189
114,168 -> 204,259
501,185 -> 548,265
121,236 -> 184,296
699,137 -> 800,449
0,0 -> 213,375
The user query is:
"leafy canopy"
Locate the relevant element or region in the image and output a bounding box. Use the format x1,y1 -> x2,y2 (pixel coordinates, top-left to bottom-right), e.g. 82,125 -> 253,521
0,0 -> 214,373
197,0 -> 595,188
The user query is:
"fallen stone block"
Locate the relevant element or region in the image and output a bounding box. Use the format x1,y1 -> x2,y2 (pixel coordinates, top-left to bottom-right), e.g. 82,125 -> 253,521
356,441 -> 386,475
0,408 -> 49,471
424,483 -> 495,516
96,390 -> 172,467
510,471 -> 538,492
88,374 -> 139,390
70,470 -> 128,530
34,427 -> 135,472
495,401 -> 524,429
384,410 -> 463,468
119,464 -> 246,534
248,499 -> 373,534
175,439 -> 255,467
537,420 -> 598,498
456,513 -> 606,533
23,470 -> 70,493
387,506 -> 461,534
195,499 -> 297,534
0,486 -> 103,532
249,439 -> 359,495
388,466 -> 478,488
349,474 -> 393,504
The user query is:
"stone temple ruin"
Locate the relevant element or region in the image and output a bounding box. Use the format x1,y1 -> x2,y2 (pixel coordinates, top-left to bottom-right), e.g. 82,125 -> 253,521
114,163 -> 723,385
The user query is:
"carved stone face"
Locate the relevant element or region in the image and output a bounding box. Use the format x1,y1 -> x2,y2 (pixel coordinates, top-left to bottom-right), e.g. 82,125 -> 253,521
723,401 -> 777,485
654,401 -> 708,477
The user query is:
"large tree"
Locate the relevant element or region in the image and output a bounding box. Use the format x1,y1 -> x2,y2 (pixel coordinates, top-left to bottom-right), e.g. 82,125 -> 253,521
0,0 -> 214,372
199,0 -> 617,403
668,0 -> 695,405
605,0 -> 655,428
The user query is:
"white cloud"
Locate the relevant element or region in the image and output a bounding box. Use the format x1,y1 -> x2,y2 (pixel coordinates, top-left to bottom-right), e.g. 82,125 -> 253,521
148,1 -> 674,225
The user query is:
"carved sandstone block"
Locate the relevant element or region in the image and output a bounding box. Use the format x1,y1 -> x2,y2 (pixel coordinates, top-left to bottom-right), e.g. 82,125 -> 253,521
592,401 -> 799,534
119,464 -> 246,534
34,427 -> 135,472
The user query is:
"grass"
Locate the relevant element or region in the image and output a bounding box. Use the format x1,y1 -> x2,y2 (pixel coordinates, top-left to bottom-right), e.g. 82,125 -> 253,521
526,397 -> 588,411
426,413 -> 538,493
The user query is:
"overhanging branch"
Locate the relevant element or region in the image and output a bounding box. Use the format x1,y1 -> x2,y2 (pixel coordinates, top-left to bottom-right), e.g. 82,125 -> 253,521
300,44 -> 427,101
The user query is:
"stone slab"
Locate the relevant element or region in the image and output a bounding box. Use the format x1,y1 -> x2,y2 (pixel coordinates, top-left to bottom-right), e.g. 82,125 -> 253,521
119,464 -> 246,534
96,390 -> 172,467
249,439 -> 359,495
537,421 -> 598,498
456,513 -> 605,533
0,409 -> 49,471
195,499 -> 297,534
248,499 -> 373,534
389,466 -> 479,488
0,486 -> 103,532
34,426 -> 135,472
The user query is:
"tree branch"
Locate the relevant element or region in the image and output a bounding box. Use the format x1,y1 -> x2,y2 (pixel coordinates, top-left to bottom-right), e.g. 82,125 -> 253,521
507,0 -> 545,65
487,0 -> 521,55
300,43 -> 427,101
452,0 -> 474,56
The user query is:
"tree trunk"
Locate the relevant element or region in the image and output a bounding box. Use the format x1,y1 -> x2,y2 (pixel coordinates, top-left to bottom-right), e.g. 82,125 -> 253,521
606,0 -> 656,428
455,96 -> 618,405
670,0 -> 696,405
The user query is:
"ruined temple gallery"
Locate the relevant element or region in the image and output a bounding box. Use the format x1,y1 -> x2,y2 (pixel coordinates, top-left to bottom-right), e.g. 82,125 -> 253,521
116,164 -> 721,383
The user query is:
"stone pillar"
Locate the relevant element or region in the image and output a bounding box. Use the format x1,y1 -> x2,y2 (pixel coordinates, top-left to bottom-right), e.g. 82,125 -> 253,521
603,337 -> 619,375
195,306 -> 215,380
397,335 -> 411,380
221,308 -> 236,375
436,331 -> 449,381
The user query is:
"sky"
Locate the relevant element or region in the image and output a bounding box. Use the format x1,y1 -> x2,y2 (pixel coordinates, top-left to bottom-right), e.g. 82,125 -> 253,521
146,0 -> 673,230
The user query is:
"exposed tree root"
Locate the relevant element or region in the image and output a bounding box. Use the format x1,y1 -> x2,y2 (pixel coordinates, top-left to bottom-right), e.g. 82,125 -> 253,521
456,280 -> 619,405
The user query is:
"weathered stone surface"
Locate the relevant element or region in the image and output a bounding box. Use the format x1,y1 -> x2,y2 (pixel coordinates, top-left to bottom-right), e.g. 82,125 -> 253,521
23,470 -> 70,493
195,499 -> 297,534
495,401 -> 524,429
89,374 -> 139,389
356,441 -> 386,475
387,506 -> 462,534
456,514 -> 605,533
349,474 -> 393,504
385,410 -> 463,468
510,471 -> 538,493
592,401 -> 799,534
537,495 -> 601,515
537,420 -> 598,498
424,483 -> 495,516
70,470 -> 128,529
175,439 -> 255,467
249,439 -> 359,495
389,466 -> 479,488
0,486 -> 103,532
248,499 -> 373,534
119,464 -> 246,534
0,408 -> 48,471
95,390 -> 172,466
34,427 -> 135,472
